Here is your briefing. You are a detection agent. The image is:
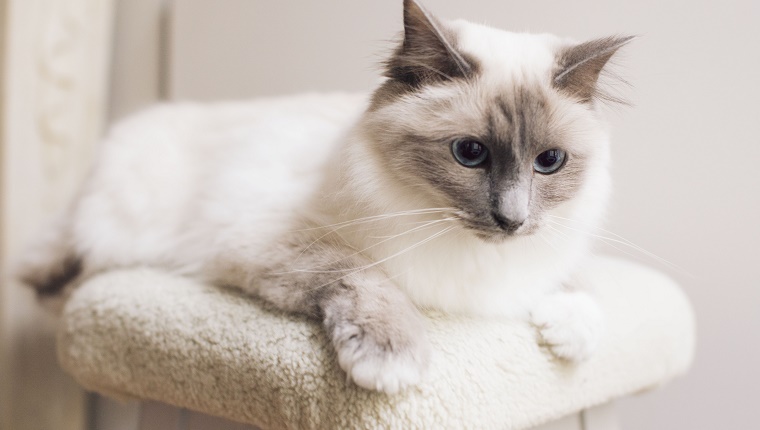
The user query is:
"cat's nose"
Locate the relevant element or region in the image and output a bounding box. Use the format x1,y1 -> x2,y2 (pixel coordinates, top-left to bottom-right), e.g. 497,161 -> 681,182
492,212 -> 525,233
495,185 -> 530,233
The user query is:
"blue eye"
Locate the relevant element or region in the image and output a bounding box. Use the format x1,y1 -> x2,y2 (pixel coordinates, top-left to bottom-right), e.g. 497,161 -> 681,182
452,139 -> 488,167
534,149 -> 566,174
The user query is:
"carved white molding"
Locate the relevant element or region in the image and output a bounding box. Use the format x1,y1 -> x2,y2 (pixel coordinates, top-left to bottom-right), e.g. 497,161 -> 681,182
34,0 -> 114,211
1,0 -> 114,429
37,0 -> 86,195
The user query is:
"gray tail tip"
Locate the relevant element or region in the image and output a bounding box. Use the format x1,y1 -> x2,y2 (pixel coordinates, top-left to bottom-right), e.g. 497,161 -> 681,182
17,255 -> 83,297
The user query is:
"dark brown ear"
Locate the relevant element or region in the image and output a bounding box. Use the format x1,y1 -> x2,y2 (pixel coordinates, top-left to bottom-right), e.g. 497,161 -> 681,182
385,0 -> 474,87
553,36 -> 635,103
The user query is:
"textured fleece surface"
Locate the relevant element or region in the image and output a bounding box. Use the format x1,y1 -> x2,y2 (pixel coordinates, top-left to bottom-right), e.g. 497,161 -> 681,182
57,256 -> 695,430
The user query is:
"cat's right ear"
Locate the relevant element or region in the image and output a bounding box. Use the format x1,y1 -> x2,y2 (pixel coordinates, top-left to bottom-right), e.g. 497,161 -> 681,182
384,0 -> 474,87
553,35 -> 635,104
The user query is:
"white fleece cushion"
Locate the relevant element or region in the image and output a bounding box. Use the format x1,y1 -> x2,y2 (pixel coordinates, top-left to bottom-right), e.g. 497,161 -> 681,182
57,256 -> 695,430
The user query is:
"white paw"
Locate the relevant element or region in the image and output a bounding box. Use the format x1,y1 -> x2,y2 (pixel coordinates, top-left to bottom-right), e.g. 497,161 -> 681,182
531,292 -> 604,363
333,323 -> 430,394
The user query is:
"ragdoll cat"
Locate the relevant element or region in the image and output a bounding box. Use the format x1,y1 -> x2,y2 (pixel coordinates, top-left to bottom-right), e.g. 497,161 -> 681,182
19,0 -> 632,393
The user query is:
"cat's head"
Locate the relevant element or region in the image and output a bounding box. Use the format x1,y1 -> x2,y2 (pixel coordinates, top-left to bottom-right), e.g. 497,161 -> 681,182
362,0 -> 632,243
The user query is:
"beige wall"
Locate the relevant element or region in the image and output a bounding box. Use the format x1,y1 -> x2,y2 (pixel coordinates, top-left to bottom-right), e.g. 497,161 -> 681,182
154,1 -> 759,429
109,0 -> 167,120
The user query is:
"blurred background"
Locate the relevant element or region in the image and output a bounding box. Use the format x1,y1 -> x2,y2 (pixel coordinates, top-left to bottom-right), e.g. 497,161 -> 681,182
1,0 -> 758,429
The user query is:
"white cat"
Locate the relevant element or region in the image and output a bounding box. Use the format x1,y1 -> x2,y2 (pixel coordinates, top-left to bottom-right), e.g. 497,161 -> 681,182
19,0 -> 631,393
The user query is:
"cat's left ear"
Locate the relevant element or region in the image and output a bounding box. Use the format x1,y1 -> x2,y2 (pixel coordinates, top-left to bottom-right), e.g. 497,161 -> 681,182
553,36 -> 635,104
384,0 -> 474,87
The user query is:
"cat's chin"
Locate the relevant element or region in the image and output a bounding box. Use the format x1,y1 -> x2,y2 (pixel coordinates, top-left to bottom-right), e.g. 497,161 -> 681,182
466,222 -> 539,244
472,230 -> 520,244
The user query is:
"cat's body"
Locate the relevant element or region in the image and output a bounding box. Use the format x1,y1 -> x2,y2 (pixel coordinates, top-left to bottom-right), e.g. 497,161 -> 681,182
64,94 -> 366,285
19,1 -> 630,393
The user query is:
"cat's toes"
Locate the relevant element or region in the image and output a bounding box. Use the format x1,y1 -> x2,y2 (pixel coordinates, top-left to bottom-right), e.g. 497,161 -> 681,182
532,292 -> 604,363
332,323 -> 430,394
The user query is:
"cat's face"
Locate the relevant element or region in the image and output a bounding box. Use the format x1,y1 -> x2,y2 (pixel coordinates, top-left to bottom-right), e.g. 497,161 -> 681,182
363,1 -> 630,243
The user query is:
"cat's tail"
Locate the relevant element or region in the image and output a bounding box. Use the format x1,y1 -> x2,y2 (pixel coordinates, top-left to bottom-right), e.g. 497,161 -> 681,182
15,211 -> 83,306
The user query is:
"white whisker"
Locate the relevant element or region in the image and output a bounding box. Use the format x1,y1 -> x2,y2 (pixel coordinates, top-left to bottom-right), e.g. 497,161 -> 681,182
547,214 -> 646,249
536,232 -> 559,252
291,207 -> 455,264
320,218 -> 455,267
287,222 -> 456,275
293,207 -> 455,232
303,225 -> 458,291
546,218 -> 691,276
544,223 -> 572,242
368,217 -> 456,239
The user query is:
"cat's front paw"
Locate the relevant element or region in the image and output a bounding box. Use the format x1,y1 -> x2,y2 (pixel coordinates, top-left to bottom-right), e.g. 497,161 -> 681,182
331,319 -> 431,394
531,292 -> 604,363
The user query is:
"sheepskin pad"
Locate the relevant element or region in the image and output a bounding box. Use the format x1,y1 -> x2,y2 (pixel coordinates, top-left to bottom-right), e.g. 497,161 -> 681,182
57,256 -> 694,429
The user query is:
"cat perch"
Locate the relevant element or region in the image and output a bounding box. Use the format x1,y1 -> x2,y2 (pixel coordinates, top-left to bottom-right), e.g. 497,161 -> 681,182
56,256 -> 694,429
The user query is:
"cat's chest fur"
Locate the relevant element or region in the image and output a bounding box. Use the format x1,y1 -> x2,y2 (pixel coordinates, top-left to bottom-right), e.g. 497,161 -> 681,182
348,226 -> 589,317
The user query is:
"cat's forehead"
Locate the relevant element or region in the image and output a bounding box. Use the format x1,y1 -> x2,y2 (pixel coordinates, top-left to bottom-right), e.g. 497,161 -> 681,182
449,20 -> 563,84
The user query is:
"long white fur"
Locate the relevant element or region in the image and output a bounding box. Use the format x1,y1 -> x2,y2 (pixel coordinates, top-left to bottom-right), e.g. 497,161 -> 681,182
67,29 -> 611,323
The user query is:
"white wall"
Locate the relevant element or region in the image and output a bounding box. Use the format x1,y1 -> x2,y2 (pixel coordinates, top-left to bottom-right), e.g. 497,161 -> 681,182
110,1 -> 760,429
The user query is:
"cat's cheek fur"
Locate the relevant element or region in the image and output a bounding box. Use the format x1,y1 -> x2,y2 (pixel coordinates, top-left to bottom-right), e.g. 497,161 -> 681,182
531,291 -> 605,362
